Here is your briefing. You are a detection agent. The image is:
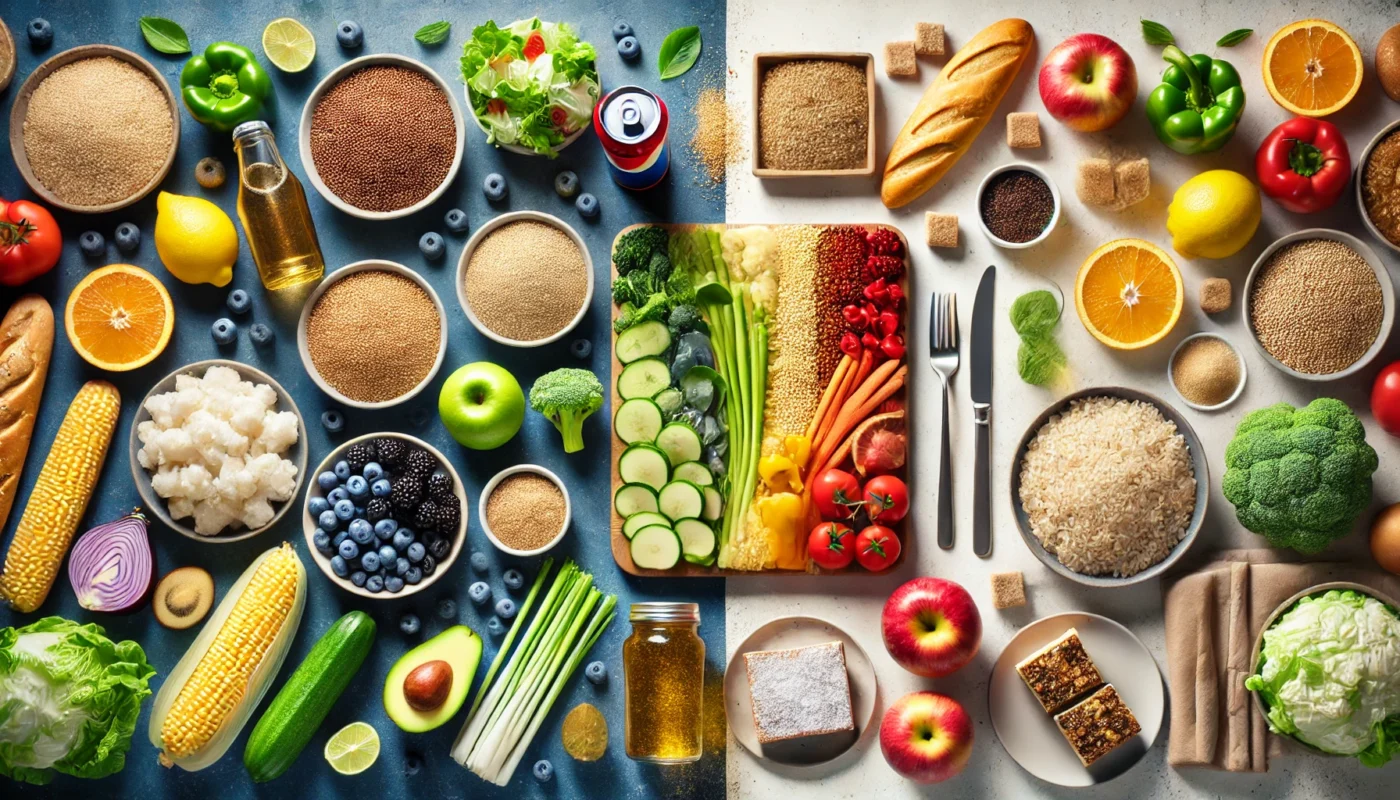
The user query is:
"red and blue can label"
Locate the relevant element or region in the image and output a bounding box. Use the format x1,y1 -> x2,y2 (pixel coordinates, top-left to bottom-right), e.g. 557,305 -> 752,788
594,86 -> 670,191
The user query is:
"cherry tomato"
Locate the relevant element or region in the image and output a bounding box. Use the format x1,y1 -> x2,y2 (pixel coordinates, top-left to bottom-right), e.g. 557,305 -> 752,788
807,522 -> 855,570
863,475 -> 909,522
1374,361 -> 1400,437
813,469 -> 863,520
0,198 -> 62,287
855,525 -> 901,571
522,30 -> 547,61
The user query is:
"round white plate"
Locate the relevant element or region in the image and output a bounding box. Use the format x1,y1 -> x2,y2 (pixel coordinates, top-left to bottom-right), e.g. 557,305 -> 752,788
989,612 -> 1164,787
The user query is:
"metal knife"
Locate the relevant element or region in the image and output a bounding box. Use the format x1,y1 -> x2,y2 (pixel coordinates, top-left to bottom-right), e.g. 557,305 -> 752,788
970,266 -> 996,558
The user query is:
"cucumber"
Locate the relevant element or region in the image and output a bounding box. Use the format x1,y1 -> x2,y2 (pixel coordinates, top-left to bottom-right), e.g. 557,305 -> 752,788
675,518 -> 716,562
655,422 -> 703,466
658,480 -> 705,522
622,511 -> 671,539
616,321 -> 671,364
618,444 -> 670,491
701,486 -> 724,522
243,611 -> 376,782
630,525 -> 682,570
614,483 -> 659,517
672,461 -> 714,487
654,387 -> 684,416
614,398 -> 664,445
617,358 -> 671,400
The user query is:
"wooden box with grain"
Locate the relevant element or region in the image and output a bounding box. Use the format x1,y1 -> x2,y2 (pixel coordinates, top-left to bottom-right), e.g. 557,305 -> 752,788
752,53 -> 876,178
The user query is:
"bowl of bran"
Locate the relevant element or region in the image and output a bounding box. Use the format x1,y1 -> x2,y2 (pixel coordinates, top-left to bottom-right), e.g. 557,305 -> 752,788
478,465 -> 572,558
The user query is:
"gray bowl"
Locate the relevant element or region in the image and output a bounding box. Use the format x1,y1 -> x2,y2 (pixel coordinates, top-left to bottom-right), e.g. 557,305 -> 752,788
1009,387 -> 1209,587
130,359 -> 308,543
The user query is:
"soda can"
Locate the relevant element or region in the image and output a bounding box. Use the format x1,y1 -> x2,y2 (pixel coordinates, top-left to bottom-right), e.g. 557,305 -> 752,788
593,86 -> 669,190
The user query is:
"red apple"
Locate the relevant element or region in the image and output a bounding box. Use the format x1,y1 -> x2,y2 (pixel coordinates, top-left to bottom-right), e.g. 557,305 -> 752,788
1038,33 -> 1137,132
879,692 -> 974,784
881,577 -> 981,677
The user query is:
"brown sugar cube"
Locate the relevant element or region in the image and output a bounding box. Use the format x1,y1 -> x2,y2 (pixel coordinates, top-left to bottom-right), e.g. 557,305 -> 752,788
925,212 -> 958,248
990,571 -> 1026,609
1076,158 -> 1116,207
1112,158 -> 1151,207
1200,278 -> 1232,314
884,41 -> 918,78
915,23 -> 946,57
1007,112 -> 1041,148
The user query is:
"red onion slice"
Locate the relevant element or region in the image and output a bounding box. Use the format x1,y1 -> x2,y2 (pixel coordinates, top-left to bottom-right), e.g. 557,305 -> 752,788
67,512 -> 153,613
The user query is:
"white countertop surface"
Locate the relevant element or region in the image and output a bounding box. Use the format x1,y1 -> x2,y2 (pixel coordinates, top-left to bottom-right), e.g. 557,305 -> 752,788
723,1 -> 1400,797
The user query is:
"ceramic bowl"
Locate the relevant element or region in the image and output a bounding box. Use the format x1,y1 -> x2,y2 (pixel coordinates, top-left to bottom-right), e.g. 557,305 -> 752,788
130,360 -> 307,544
1356,119 -> 1400,257
301,432 -> 468,599
1166,333 -> 1247,412
464,18 -> 593,156
1009,387 -> 1209,587
299,53 -> 465,220
455,210 -> 594,347
975,162 -> 1061,249
296,260 -> 449,409
1241,228 -> 1395,382
0,18 -> 16,93
478,465 -> 571,557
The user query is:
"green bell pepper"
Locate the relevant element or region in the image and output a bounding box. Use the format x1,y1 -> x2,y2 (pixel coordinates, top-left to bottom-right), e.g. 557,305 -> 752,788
1146,46 -> 1245,155
180,42 -> 272,133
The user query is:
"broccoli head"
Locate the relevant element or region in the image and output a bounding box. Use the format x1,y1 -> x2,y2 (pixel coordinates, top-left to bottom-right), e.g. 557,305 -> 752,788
613,226 -> 670,275
1222,398 -> 1378,554
529,368 -> 605,453
667,304 -> 703,338
648,250 -> 674,283
614,292 -> 668,334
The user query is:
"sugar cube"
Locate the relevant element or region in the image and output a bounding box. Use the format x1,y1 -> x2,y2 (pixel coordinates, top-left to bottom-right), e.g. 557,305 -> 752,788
1007,112 -> 1041,148
1113,158 -> 1151,208
1076,158 -> 1115,207
884,41 -> 917,78
991,571 -> 1026,609
925,212 -> 958,248
915,23 -> 946,58
1200,278 -> 1232,314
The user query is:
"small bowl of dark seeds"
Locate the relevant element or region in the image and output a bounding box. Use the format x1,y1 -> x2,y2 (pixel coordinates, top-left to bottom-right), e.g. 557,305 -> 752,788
976,162 -> 1061,249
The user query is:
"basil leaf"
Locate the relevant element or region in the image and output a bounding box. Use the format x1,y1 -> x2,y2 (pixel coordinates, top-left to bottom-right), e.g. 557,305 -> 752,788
658,26 -> 702,81
1141,19 -> 1175,47
1216,29 -> 1254,47
139,17 -> 190,54
415,21 -> 451,46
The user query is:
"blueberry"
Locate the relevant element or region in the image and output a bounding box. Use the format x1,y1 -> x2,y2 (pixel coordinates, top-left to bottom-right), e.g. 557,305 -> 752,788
366,574 -> 385,593
27,19 -> 53,49
470,551 -> 489,573
375,518 -> 399,539
318,509 -> 340,531
437,598 -> 457,618
354,505 -> 366,518
399,613 -> 420,635
361,552 -> 381,572
617,36 -> 640,60
346,475 -> 369,497
407,542 -> 425,562
428,536 -> 451,560
321,410 -> 345,434
392,558 -> 408,577
421,553 -> 437,576
396,526 -> 415,543
393,529 -> 414,551
226,288 -> 252,315
318,470 -> 339,491
405,566 -> 423,585
378,545 -> 398,563
585,660 -> 607,685
444,208 -> 469,233
554,170 -> 580,198
332,531 -> 349,548
249,323 -> 274,346
350,570 -> 368,587
336,20 -> 364,49
487,617 -> 505,635
385,576 -> 405,593
114,223 -> 141,254
334,461 -> 352,481
468,581 -> 491,605
503,568 -> 525,591
349,519 -> 373,544
211,318 -> 237,346
362,462 -> 384,481
571,338 -> 593,360
309,496 -> 331,517
334,499 -> 356,520
533,759 -> 553,783
404,752 -> 423,776
338,539 -> 359,561
612,22 -> 633,40
419,232 -> 445,260
371,478 -> 392,497
312,530 -> 332,555
330,555 -> 350,577
575,192 -> 599,218
495,597 -> 517,619
327,487 -> 350,505
483,173 -> 508,202
76,230 -> 103,258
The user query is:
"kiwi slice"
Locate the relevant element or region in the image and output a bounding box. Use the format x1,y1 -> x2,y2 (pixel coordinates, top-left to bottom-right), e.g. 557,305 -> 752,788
152,566 -> 215,630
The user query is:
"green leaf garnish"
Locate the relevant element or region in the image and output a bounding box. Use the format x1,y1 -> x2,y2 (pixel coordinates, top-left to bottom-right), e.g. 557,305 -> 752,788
1216,29 -> 1254,47
139,17 -> 190,54
657,26 -> 702,81
1141,19 -> 1176,47
415,21 -> 451,46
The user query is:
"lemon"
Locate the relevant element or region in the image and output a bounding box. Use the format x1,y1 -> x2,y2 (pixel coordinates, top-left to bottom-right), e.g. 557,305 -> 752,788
154,191 -> 238,287
263,18 -> 316,73
324,721 -> 379,775
1166,170 -> 1262,260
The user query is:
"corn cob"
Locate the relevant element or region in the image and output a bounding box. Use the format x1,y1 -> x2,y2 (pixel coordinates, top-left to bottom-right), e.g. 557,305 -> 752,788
0,380 -> 120,612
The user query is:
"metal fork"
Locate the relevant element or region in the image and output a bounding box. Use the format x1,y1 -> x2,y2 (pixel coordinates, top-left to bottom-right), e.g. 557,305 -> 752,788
929,292 -> 960,550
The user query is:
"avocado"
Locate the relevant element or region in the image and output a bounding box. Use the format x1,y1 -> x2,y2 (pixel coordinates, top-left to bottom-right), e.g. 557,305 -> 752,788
384,625 -> 482,732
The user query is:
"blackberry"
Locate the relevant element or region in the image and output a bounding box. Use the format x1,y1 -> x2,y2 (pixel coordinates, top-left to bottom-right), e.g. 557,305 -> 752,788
391,475 -> 424,510
428,534 -> 451,561
420,553 -> 437,576
345,442 -> 377,472
434,501 -> 461,535
405,449 -> 437,481
365,498 -> 391,522
375,437 -> 408,468
414,500 -> 439,531
427,472 -> 454,504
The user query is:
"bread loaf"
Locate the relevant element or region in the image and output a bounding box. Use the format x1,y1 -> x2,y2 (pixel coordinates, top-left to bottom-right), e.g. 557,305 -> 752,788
0,296 -> 54,532
882,19 -> 1035,208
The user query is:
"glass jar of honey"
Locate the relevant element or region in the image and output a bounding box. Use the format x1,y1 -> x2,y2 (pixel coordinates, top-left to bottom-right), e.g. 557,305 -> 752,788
623,602 -> 704,763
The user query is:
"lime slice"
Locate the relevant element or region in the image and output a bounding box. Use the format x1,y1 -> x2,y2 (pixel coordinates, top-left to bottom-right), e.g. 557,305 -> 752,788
263,18 -> 316,72
561,703 -> 608,762
324,721 -> 379,775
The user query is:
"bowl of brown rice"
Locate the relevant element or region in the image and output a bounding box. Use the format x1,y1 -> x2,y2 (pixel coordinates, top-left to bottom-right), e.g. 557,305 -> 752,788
1242,229 -> 1394,382
479,464 -> 572,557
456,211 -> 594,347
1011,388 -> 1208,587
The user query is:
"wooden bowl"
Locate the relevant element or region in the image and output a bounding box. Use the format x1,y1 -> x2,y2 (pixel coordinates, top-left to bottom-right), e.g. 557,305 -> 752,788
752,53 -> 876,178
0,18 -> 16,93
8,44 -> 180,213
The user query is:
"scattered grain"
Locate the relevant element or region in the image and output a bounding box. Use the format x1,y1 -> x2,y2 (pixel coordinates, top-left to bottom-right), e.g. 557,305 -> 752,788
883,42 -> 917,77
1199,277 -> 1232,314
485,473 -> 566,552
767,225 -> 822,436
307,270 -> 441,403
1171,337 -> 1241,407
925,212 -> 959,248
690,87 -> 742,184
758,60 -> 868,172
465,220 -> 588,342
1362,128 -> 1400,247
1007,112 -> 1041,148
1250,239 -> 1382,374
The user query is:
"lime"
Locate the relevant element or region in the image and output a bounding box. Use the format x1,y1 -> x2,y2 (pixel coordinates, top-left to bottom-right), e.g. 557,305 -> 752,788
263,18 -> 316,73
324,721 -> 379,775
561,703 -> 608,762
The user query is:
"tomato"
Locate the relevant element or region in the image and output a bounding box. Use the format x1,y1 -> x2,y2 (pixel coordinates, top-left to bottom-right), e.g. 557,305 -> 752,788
1374,361 -> 1400,437
813,469 -> 863,520
522,30 -> 546,61
855,525 -> 901,572
807,522 -> 855,570
863,475 -> 909,522
0,198 -> 62,287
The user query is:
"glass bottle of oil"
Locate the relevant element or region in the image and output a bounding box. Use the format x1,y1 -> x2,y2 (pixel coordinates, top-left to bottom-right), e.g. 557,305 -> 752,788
231,121 -> 324,290
623,602 -> 704,763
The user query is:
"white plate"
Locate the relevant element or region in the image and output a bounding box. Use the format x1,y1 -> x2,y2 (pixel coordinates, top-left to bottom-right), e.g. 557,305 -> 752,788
724,616 -> 878,769
989,612 -> 1164,787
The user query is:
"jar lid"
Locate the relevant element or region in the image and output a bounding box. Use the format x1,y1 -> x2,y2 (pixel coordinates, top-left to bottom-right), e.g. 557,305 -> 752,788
231,120 -> 272,140
630,602 -> 700,623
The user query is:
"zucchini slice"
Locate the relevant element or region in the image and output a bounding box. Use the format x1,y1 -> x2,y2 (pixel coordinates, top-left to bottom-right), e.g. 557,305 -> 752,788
622,511 -> 671,539
617,357 -> 671,400
614,483 -> 659,518
614,398 -> 663,445
675,518 -> 716,562
672,461 -> 714,487
653,387 -> 684,416
630,525 -> 682,570
655,422 -> 703,466
701,486 -> 724,522
616,321 -> 671,364
618,444 -> 670,491
658,481 -> 705,522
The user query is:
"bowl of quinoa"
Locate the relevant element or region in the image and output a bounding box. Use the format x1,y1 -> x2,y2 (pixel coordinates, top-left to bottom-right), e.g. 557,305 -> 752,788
479,464 -> 571,557
297,260 -> 448,409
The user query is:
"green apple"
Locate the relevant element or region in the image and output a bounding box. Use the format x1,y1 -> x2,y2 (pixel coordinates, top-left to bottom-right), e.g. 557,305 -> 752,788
438,362 -> 525,450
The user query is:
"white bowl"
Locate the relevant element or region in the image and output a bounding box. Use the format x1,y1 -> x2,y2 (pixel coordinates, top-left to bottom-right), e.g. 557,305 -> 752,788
1241,228 -> 1395,382
470,108 -> 588,156
1356,119 -> 1400,257
478,465 -> 571,557
975,162 -> 1061,249
455,210 -> 594,347
297,260 -> 448,409
1167,333 -> 1247,412
299,53 -> 465,220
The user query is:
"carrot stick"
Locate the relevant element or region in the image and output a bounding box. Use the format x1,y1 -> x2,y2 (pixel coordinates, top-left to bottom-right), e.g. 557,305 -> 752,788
814,350 -> 868,452
804,355 -> 851,442
815,363 -> 907,470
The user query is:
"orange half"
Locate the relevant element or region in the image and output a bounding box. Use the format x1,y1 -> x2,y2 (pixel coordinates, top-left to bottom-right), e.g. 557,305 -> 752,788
65,264 -> 175,371
1263,19 -> 1362,117
1075,239 -> 1183,350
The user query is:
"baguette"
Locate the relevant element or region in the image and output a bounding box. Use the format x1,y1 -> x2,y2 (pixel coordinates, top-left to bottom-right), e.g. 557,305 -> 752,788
881,19 -> 1035,208
0,295 -> 54,533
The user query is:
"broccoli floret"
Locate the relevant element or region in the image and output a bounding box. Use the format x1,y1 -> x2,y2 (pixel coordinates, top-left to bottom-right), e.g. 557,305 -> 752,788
1222,398 -> 1378,553
648,251 -> 674,283
613,292 -> 669,334
612,277 -> 637,307
529,368 -> 605,454
665,268 -> 695,306
613,226 -> 670,275
611,270 -> 658,308
667,304 -> 702,338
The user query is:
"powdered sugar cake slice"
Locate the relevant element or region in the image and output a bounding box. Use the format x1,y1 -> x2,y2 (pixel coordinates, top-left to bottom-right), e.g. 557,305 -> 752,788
744,641 -> 855,744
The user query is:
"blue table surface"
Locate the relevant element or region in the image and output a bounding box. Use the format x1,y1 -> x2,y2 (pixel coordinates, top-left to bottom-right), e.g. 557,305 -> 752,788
0,2 -> 726,798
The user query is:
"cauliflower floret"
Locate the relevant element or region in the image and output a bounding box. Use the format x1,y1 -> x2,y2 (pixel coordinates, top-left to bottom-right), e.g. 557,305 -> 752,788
249,452 -> 299,501
192,498 -> 239,536
214,457 -> 259,501
177,464 -> 216,501
167,496 -> 195,521
202,365 -> 243,391
240,496 -> 276,530
257,411 -> 300,456
144,393 -> 177,428
249,382 -> 277,408
227,395 -> 267,437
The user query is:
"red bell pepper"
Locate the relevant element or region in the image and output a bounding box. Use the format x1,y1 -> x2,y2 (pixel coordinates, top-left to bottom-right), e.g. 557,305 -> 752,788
1254,117 -> 1350,214
0,198 -> 62,287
